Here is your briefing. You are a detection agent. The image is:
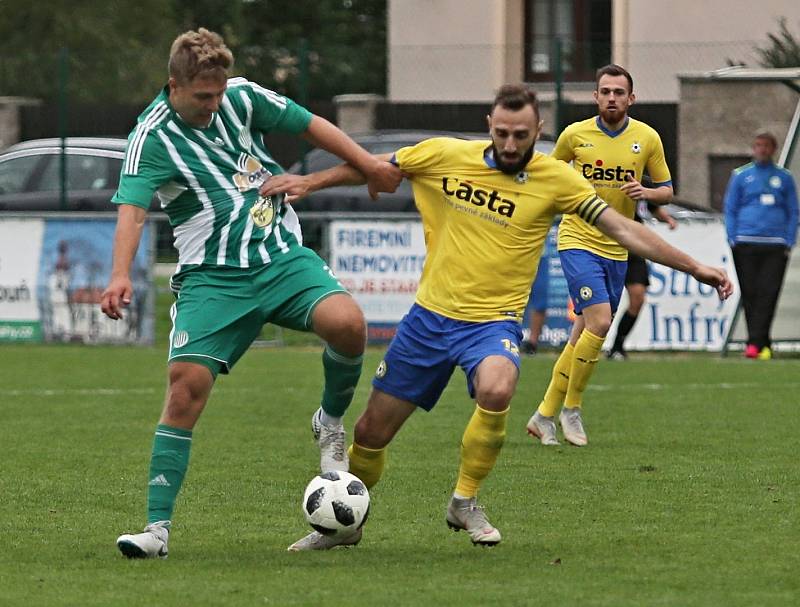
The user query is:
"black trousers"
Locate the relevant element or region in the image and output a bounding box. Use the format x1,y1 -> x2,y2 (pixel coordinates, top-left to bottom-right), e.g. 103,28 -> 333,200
732,243 -> 789,350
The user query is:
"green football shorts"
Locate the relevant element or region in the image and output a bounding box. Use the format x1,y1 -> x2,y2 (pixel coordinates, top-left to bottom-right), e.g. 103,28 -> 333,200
167,247 -> 347,376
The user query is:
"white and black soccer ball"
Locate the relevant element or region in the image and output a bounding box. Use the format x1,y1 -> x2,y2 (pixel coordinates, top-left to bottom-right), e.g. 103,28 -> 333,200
302,471 -> 370,537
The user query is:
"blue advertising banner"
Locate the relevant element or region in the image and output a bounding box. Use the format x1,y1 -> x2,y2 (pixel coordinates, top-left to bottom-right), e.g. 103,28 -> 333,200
0,216 -> 154,344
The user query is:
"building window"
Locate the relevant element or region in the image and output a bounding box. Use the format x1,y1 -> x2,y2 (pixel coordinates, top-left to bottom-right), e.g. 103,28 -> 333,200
525,0 -> 611,82
709,155 -> 750,212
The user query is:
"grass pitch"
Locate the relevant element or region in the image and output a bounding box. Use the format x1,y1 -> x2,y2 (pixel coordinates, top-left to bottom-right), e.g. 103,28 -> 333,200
0,344 -> 798,606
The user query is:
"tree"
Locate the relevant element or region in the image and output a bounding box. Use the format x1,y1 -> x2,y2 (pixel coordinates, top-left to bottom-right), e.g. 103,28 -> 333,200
237,0 -> 387,100
0,1 -> 387,104
756,17 -> 800,68
0,0 -> 179,103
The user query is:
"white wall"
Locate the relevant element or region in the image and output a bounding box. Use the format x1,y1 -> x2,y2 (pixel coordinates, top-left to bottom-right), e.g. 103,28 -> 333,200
619,0 -> 800,101
388,0 -> 523,102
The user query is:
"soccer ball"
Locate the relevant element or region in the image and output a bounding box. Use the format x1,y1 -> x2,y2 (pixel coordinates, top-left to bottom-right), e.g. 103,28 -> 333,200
302,471 -> 370,537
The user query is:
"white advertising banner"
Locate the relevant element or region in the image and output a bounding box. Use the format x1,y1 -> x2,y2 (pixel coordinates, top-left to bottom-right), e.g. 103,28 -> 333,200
329,221 -> 426,337
605,219 -> 740,351
0,219 -> 45,340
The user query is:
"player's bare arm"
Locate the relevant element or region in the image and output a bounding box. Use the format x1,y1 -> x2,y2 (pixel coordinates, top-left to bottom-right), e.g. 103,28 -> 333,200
302,116 -> 402,199
620,175 -> 673,204
652,204 -> 678,229
100,204 -> 147,320
594,206 -> 733,300
259,153 -> 398,203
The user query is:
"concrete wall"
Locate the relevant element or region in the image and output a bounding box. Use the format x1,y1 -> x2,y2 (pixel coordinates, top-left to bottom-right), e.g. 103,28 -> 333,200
388,0 -> 524,102
678,78 -> 797,205
0,98 -> 38,151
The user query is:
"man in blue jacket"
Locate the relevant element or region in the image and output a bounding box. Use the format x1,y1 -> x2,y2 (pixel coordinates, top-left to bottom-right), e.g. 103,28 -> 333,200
724,132 -> 798,359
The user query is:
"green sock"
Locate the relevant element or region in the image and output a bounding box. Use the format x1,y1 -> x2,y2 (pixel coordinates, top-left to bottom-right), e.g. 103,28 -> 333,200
321,345 -> 363,418
147,424 -> 192,525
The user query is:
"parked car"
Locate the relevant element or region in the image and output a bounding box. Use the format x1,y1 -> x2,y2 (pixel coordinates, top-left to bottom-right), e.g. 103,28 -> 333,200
0,137 -> 159,212
287,130 -> 556,212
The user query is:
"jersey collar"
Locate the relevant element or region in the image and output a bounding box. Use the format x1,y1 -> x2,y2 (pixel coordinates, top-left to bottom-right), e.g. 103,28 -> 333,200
483,146 -> 498,169
596,115 -> 630,138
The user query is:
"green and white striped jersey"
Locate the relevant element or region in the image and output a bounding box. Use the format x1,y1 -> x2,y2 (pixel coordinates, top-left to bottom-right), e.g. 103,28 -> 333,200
113,77 -> 313,273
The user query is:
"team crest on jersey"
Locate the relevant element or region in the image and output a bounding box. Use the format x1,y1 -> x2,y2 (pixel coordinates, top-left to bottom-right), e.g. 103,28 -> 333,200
579,286 -> 593,301
769,176 -> 782,188
173,331 -> 189,348
233,155 -> 271,192
375,360 -> 387,379
249,195 -> 275,227
514,171 -> 529,184
631,142 -> 641,154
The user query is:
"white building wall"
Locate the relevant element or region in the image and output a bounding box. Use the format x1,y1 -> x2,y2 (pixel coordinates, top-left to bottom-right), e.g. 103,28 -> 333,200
389,0 -> 800,103
618,0 -> 800,101
388,0 -> 523,102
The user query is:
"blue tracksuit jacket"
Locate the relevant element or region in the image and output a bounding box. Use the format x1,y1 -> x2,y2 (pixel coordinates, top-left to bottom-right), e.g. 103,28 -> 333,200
723,161 -> 798,248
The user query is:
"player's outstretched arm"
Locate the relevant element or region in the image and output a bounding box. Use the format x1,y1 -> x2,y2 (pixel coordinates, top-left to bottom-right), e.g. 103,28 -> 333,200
595,207 -> 733,300
259,153 -> 397,204
620,176 -> 673,205
302,116 -> 402,199
100,204 -> 147,320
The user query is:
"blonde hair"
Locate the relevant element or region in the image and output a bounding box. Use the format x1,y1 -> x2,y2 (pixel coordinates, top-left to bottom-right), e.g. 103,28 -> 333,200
168,28 -> 233,84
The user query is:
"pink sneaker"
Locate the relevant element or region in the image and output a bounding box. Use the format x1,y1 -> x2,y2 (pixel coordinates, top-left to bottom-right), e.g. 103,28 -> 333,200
744,344 -> 759,359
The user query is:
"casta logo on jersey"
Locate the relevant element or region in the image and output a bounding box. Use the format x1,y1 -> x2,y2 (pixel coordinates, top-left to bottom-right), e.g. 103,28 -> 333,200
441,177 -> 516,217
581,159 -> 634,182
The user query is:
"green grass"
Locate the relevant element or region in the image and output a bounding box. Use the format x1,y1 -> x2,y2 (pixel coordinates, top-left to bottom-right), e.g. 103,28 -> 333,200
1,345 -> 798,606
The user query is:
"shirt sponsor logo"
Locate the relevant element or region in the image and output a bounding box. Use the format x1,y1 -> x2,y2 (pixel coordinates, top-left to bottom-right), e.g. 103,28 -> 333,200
441,177 -> 516,217
233,155 -> 271,192
581,160 -> 635,183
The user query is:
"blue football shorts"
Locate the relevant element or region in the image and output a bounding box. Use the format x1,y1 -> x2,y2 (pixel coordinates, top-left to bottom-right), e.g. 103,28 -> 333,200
528,255 -> 550,313
559,248 -> 628,315
372,303 -> 523,411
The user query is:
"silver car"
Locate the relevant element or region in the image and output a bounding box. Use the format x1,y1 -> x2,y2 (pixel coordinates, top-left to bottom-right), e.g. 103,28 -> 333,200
0,137 -> 136,212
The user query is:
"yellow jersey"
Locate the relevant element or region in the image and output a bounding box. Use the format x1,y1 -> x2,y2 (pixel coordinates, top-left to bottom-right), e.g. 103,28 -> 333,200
393,138 -> 607,322
553,116 -> 672,260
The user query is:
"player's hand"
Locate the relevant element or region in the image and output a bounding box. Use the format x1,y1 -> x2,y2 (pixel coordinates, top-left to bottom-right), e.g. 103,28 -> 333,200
652,205 -> 677,230
691,265 -> 733,301
620,174 -> 646,200
100,276 -> 133,320
259,174 -> 314,204
365,160 -> 403,200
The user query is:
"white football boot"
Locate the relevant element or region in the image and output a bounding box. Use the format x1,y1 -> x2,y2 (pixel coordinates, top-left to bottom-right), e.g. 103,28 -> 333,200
116,521 -> 169,559
559,407 -> 588,446
526,411 -> 560,446
287,528 -> 363,552
446,496 -> 501,546
311,408 -> 349,472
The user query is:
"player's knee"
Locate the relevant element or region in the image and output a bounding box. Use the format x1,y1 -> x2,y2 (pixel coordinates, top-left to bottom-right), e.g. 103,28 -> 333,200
475,382 -> 515,410
584,316 -> 612,337
315,298 -> 366,355
163,365 -> 211,424
353,410 -> 392,449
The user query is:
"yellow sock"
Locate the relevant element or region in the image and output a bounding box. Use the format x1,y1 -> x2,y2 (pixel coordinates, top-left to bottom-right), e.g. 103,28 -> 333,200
348,442 -> 386,489
537,343 -> 575,417
454,404 -> 508,498
564,329 -> 605,408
